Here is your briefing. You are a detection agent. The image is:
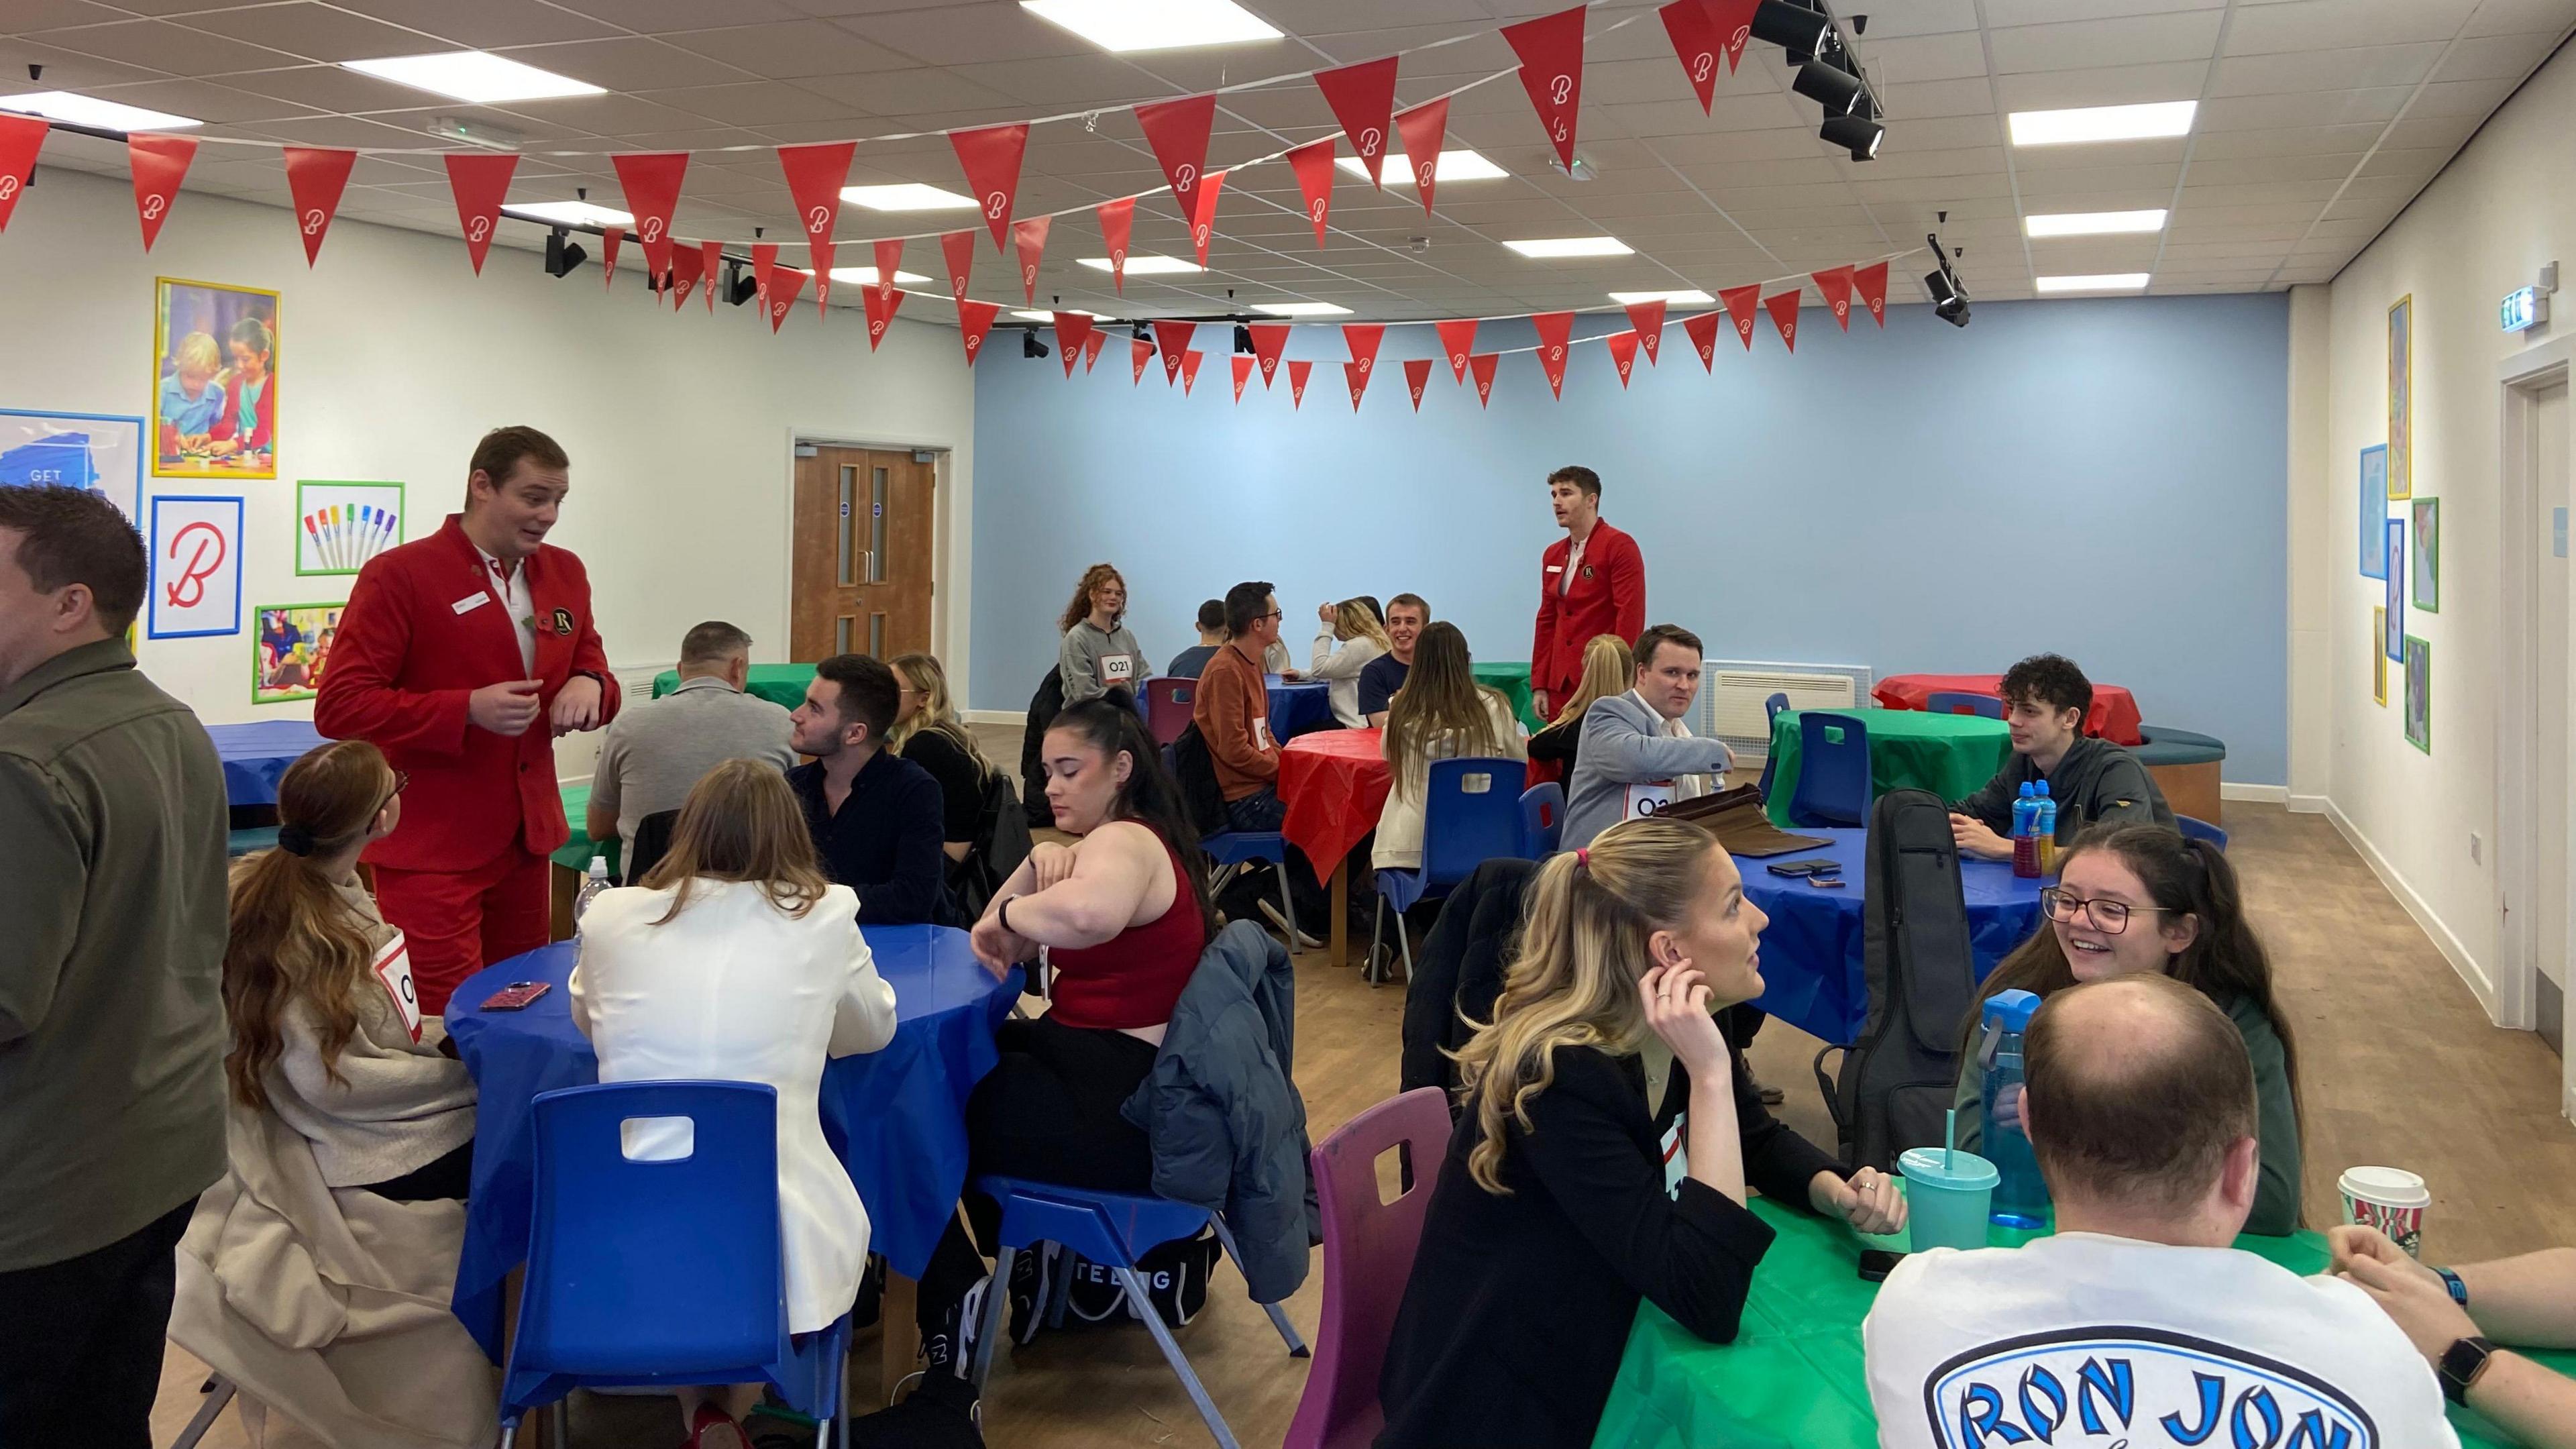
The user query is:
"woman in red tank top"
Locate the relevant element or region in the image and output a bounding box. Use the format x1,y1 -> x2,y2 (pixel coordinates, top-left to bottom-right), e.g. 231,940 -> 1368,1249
916,696 -> 1218,1383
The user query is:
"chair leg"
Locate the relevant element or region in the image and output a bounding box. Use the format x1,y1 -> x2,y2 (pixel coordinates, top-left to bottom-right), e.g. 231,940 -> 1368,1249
1274,860 -> 1297,947
498,1428 -> 516,1449
967,1245 -> 1016,1392
169,1377 -> 237,1449
1366,895 -> 1385,984
1205,1216 -> 1307,1356
833,1343 -> 851,1449
1044,1243 -> 1074,1331
1397,916 -> 1415,983
1112,1265 -> 1241,1449
551,1398 -> 570,1446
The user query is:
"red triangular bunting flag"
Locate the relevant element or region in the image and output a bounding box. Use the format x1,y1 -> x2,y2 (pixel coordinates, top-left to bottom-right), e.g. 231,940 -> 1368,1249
442,152 -> 517,274
958,299 -> 1001,366
1764,289 -> 1803,352
1013,215 -> 1051,303
1231,354 -> 1254,401
941,229 -> 976,305
1082,329 -> 1105,372
1660,0 -> 1723,113
1605,329 -> 1640,387
1342,323 -> 1385,380
700,239 -> 722,312
863,280 -> 904,350
948,122 -> 1028,251
753,241 -> 777,310
282,147 -> 356,265
1249,324 -> 1289,387
1289,359 -> 1313,409
1130,337 -> 1156,385
1813,265 -> 1855,330
1155,321 -> 1196,384
1096,197 -> 1134,292
1719,284 -> 1761,349
1682,311 -> 1723,370
872,237 -> 904,302
0,113 -> 47,233
1624,299 -> 1667,364
810,237 -> 835,317
777,142 -> 853,252
1855,260 -> 1890,326
1344,360 -> 1371,411
1501,6 -> 1589,173
1707,0 -> 1759,72
1532,311 -> 1574,398
1394,98 -> 1450,215
1470,353 -> 1499,407
127,133 -> 197,252
1133,93 -> 1216,219
1287,138 -> 1336,248
1189,168 -> 1227,267
1313,56 -> 1397,188
669,243 -> 702,310
602,226 -> 623,288
1054,312 -> 1094,377
610,151 -> 688,280
1404,357 -> 1434,411
767,268 -> 806,332
1181,350 -> 1205,394
1436,319 -> 1478,382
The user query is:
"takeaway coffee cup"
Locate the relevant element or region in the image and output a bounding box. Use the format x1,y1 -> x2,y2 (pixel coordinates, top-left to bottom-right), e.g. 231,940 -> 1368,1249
1898,1146 -> 1999,1252
2339,1165 -> 2430,1257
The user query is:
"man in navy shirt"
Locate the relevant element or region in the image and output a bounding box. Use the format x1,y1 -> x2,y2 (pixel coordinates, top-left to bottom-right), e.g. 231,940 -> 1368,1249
1359,592 -> 1428,727
786,653 -> 953,925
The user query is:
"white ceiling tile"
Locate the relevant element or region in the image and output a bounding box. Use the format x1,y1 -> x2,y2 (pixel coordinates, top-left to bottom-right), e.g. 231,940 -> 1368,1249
317,0 -> 625,48
2209,42 -> 2444,95
1990,60 -> 2207,109
172,3 -> 457,66
2223,0 -> 2481,54
549,0 -> 808,32
658,21 -> 916,78
1986,11 -> 2224,72
1983,0 -> 2219,25
22,18 -> 305,74
1861,31 -> 1990,84
1878,75 -> 1998,117
490,37 -> 752,91
2458,0 -> 2576,36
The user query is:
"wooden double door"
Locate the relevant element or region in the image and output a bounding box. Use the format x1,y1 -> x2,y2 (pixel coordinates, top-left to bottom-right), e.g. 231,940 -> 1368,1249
790,445 -> 936,663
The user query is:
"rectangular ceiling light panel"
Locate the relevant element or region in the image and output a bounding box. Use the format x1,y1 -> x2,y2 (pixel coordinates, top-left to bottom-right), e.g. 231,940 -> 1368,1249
2008,101 -> 2196,147
1021,0 -> 1281,52
343,52 -> 604,103
2025,209 -> 2167,237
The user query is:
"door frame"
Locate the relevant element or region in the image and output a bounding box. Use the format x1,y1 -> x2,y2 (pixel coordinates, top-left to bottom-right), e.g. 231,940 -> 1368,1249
2493,335 -> 2572,1076
780,427 -> 967,682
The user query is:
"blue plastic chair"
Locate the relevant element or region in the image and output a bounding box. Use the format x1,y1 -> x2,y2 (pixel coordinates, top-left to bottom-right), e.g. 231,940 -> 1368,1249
967,1177 -> 1307,1449
1787,711 -> 1872,828
1752,692 -> 1791,802
2176,814 -> 2229,851
1371,757 -> 1528,984
1519,781 -> 1564,860
497,1081 -> 851,1448
1163,745 -> 1301,948
1927,690 -> 2004,720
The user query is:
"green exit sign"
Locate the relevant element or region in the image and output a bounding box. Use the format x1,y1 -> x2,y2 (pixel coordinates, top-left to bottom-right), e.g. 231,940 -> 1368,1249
2502,286 -> 2545,332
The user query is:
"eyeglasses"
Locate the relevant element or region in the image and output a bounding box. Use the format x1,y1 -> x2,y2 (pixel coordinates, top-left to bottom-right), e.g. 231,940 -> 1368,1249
376,771 -> 409,814
2039,886 -> 2174,935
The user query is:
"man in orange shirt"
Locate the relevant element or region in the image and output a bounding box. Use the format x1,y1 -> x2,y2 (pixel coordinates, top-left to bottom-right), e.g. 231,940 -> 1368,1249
1530,465 -> 1646,722
1193,580 -> 1325,941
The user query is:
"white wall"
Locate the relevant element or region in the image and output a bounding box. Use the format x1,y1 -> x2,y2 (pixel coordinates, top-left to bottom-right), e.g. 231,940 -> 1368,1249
0,164 -> 977,778
2292,40 -> 2576,1037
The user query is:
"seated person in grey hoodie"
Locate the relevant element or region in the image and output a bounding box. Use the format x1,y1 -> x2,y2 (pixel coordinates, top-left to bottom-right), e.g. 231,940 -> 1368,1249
1949,653 -> 2174,860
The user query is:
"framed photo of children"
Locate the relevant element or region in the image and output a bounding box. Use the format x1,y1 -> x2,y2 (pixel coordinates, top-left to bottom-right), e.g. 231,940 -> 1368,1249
296,480 -> 405,576
252,602 -> 342,704
2359,445 -> 2387,579
2387,294 -> 2412,501
153,278 -> 278,480
2371,608 -> 2387,705
2383,519 -> 2405,660
2411,497 -> 2439,611
2403,635 -> 2430,753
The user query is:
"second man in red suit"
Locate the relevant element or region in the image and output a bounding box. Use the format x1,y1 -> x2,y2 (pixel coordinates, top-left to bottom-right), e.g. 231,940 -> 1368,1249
315,425 -> 619,1014
1529,465 -> 1646,722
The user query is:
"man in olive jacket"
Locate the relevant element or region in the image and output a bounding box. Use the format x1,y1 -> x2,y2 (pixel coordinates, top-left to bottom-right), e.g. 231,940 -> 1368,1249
0,486 -> 228,1446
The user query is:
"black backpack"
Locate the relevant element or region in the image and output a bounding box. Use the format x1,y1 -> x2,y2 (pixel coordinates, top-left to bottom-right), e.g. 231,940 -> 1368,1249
1167,724 -> 1230,840
1020,666 -> 1065,829
1813,788 -> 1980,1172
953,767 -> 1034,920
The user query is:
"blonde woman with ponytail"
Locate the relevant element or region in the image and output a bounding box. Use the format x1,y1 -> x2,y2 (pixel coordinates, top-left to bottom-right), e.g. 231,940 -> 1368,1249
1377,816 -> 1905,1448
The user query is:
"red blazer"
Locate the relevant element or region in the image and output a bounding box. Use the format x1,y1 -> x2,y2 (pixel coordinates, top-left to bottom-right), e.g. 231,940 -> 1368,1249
315,515 -> 618,873
1530,518 -> 1646,699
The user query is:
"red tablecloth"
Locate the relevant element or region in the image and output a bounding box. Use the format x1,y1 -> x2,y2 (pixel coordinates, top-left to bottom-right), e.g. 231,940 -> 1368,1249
1872,673 -> 2143,746
1279,729 -> 1393,871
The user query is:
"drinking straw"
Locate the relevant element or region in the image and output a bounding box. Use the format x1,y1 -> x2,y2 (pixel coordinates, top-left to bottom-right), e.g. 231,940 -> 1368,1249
1945,1108 -> 1958,1173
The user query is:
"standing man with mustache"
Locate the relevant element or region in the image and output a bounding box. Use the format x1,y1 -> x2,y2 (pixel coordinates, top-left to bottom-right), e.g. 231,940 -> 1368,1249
1529,466 -> 1645,727
317,425 -> 619,1014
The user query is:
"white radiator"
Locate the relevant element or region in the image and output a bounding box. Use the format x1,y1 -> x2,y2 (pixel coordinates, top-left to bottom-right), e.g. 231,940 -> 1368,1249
1702,661 -> 1873,755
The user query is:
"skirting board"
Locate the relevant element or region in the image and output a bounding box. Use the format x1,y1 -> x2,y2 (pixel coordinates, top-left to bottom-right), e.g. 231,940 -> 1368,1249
965,709 -> 1022,725
2221,783 -> 2288,804
2322,798 -> 2500,1025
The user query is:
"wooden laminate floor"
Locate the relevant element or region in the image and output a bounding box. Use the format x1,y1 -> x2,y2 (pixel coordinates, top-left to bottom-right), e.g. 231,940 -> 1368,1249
150,802 -> 2574,1448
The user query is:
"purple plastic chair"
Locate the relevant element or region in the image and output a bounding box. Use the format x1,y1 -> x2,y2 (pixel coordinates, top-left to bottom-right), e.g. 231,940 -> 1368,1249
1281,1087 -> 1452,1449
1145,677 -> 1197,746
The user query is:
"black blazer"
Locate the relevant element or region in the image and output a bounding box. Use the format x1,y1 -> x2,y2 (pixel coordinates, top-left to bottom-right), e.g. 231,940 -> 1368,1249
1399,859 -> 1536,1099
1377,1040 -> 1846,1448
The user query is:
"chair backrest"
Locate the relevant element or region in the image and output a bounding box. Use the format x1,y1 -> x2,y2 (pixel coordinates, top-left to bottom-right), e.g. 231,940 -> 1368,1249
625,808 -> 678,885
1790,711 -> 1872,828
1752,693 -> 1791,805
2176,814 -> 2229,851
1420,757 -> 1528,886
1517,782 -> 1564,859
1765,691 -> 1790,726
514,1081 -> 784,1377
1281,1087 -> 1453,1449
1927,690 -> 2004,720
1144,677 -> 1197,747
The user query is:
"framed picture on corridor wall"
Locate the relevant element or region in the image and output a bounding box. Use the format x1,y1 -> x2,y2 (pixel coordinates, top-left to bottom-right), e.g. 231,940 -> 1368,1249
2384,519 -> 2405,660
2359,445 -> 2387,579
2387,294 -> 2412,501
2403,636 -> 2430,753
2411,497 -> 2439,611
2372,608 -> 2387,705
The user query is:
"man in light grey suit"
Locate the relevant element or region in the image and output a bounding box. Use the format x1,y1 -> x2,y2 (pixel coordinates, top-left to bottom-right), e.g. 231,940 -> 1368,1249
1560,623 -> 1735,851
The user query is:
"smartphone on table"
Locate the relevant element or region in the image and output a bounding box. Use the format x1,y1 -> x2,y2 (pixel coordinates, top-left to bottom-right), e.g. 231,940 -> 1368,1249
479,981 -> 552,1011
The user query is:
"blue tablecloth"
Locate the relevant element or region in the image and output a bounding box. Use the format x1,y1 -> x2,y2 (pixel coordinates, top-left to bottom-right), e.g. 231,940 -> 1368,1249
1738,828 -> 2044,1046
443,926 -> 1020,1362
206,720 -> 326,806
1266,676 -> 1334,741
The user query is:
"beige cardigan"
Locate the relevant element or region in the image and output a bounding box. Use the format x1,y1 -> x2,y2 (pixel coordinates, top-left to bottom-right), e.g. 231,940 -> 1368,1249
1371,692 -> 1527,871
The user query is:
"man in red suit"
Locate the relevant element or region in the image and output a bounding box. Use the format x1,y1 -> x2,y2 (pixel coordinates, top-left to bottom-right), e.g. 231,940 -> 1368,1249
1529,465 -> 1646,722
316,425 -> 619,1014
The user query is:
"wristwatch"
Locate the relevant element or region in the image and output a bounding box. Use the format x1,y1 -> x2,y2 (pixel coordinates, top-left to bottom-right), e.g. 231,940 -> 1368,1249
2438,1336 -> 2496,1405
2434,1266 -> 2469,1305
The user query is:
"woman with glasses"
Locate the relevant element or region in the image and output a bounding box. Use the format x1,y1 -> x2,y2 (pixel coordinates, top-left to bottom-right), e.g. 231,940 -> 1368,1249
1954,822 -> 2304,1234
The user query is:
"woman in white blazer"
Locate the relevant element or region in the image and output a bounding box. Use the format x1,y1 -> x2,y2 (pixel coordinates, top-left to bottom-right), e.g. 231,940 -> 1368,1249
571,759 -> 898,1449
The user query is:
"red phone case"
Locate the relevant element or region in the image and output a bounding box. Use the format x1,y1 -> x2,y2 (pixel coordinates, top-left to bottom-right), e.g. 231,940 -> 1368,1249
480,981 -> 552,1011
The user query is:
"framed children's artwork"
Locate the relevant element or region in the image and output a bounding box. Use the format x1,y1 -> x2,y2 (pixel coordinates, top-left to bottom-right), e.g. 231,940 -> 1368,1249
2359,445 -> 2388,579
2387,294 -> 2412,501
2403,635 -> 2430,753
153,278 -> 279,480
295,480 -> 405,576
2384,519 -> 2406,660
2411,496 -> 2439,611
2372,608 -> 2387,705
146,495 -> 243,639
0,408 -> 144,522
252,602 -> 343,704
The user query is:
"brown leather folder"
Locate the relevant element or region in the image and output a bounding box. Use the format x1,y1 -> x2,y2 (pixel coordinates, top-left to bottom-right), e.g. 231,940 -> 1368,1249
1660,784 -> 1834,857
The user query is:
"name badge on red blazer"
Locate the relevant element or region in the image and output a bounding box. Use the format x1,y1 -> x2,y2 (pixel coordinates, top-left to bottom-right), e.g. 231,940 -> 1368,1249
550,607 -> 574,636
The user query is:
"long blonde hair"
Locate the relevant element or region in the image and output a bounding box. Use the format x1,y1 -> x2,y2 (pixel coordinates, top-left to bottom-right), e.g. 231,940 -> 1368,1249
1551,633 -> 1635,727
888,651 -> 994,777
1059,562 -> 1125,634
1331,598 -> 1393,653
641,759 -> 833,925
223,740 -> 398,1110
1452,817 -> 1719,1195
1383,621 -> 1510,794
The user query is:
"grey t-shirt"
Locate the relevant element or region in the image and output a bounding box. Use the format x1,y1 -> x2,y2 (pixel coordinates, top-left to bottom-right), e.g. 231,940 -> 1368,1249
1059,619 -> 1151,704
590,677 -> 798,858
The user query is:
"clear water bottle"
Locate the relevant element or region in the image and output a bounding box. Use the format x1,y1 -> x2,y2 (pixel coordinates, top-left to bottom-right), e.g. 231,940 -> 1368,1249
1981,988 -> 2049,1228
2010,782 -> 2041,879
573,855 -> 611,926
2032,782 -> 2059,875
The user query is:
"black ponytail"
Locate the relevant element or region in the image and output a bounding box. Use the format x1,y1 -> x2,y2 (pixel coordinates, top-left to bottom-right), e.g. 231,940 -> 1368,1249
1045,696 -> 1218,947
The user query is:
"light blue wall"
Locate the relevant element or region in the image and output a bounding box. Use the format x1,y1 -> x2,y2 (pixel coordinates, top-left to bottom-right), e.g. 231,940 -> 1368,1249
969,293 -> 2290,784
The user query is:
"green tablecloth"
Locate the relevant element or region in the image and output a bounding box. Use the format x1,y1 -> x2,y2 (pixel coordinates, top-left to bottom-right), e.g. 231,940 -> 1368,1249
1764,707 -> 2013,827
1474,661 -> 1540,732
550,781 -> 620,875
650,663 -> 815,710
1593,1197 -> 2556,1449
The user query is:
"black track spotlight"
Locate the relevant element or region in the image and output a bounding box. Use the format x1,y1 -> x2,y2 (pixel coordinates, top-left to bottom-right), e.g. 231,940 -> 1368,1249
724,260 -> 757,306
1821,109 -> 1884,160
1751,0 -> 1832,60
543,227 -> 587,278
1793,54 -> 1866,113
1923,232 -> 1972,327
1234,323 -> 1255,354
1023,330 -> 1051,360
